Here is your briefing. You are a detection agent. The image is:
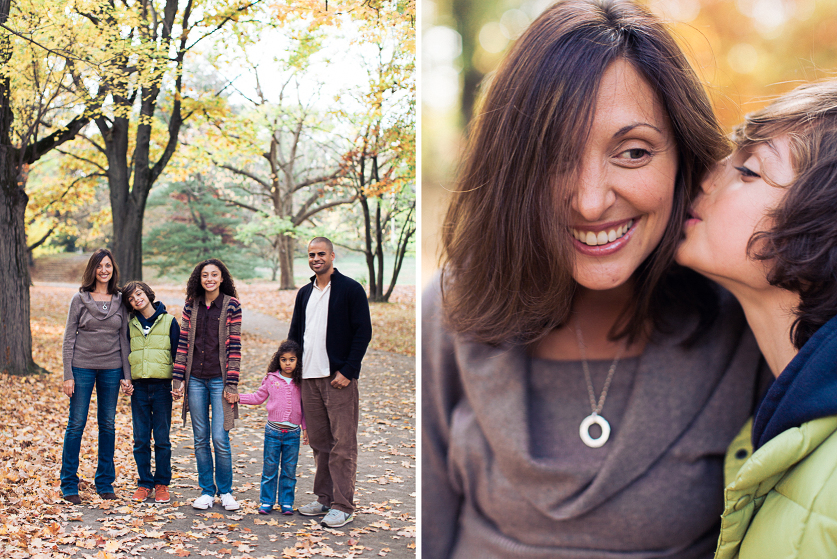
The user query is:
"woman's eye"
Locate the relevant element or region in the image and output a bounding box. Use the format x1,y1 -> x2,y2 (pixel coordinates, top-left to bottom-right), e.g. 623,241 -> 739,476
615,147 -> 651,163
734,165 -> 760,179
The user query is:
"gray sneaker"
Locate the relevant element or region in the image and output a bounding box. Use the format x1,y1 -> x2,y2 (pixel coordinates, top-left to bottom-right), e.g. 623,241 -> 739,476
298,500 -> 330,516
321,508 -> 353,528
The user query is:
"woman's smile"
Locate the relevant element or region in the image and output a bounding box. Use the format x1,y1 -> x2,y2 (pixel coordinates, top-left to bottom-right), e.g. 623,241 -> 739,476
571,218 -> 636,254
569,60 -> 677,291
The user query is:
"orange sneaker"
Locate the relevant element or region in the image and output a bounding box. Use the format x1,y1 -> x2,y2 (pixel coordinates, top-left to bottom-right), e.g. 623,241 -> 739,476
132,487 -> 153,502
154,485 -> 170,504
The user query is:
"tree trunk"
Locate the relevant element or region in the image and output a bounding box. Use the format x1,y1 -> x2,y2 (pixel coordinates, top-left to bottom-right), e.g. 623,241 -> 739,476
111,197 -> 145,281
372,199 -> 385,302
359,195 -> 376,300
103,115 -> 148,281
0,149 -> 41,375
383,204 -> 415,303
278,234 -> 296,289
0,47 -> 42,375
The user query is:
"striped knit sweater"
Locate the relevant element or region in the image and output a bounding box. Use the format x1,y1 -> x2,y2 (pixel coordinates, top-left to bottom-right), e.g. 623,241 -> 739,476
173,294 -> 242,430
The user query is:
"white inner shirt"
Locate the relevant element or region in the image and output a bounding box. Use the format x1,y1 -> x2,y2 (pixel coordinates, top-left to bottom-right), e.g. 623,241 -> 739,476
302,280 -> 331,379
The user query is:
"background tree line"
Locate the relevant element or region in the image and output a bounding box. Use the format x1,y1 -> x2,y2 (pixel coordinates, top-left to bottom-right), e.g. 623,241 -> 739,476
0,0 -> 415,375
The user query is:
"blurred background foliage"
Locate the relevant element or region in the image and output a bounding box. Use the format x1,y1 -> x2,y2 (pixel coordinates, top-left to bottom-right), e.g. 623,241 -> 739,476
421,0 -> 837,286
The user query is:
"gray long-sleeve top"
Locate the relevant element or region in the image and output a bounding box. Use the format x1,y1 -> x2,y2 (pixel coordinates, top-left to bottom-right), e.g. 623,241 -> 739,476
422,280 -> 771,559
62,291 -> 131,381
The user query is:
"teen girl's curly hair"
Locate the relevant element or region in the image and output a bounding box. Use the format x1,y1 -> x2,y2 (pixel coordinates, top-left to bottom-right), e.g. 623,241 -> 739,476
184,258 -> 238,303
267,339 -> 303,386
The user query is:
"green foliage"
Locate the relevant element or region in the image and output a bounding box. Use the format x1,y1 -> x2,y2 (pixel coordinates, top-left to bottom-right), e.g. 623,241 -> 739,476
235,215 -> 300,244
143,178 -> 258,279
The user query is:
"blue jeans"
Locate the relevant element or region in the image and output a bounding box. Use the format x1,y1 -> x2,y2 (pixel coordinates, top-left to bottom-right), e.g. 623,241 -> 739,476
61,367 -> 122,496
131,380 -> 173,489
188,377 -> 232,496
260,424 -> 301,509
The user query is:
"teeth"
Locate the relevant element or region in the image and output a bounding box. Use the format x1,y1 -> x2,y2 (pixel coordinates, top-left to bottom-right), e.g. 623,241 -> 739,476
572,219 -> 634,247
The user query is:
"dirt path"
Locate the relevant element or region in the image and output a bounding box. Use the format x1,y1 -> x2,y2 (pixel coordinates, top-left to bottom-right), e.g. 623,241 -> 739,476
19,284 -> 416,559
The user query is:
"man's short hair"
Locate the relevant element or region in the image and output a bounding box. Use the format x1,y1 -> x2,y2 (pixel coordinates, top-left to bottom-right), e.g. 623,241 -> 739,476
309,237 -> 334,253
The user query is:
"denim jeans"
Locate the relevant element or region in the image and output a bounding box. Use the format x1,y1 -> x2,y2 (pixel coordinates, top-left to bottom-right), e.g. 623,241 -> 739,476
188,376 -> 232,496
260,424 -> 301,509
131,380 -> 173,489
60,367 -> 122,496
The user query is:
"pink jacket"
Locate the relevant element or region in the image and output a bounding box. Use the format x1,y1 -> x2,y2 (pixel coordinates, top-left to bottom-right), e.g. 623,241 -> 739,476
239,371 -> 306,430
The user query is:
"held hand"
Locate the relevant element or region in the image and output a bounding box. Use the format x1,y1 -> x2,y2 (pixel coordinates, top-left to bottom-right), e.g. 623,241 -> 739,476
171,386 -> 184,401
63,379 -> 75,397
330,372 -> 350,389
302,429 -> 309,445
223,390 -> 239,404
120,379 -> 134,395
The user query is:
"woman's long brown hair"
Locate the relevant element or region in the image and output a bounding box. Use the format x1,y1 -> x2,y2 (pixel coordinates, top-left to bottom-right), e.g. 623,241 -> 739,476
79,248 -> 120,295
440,0 -> 729,346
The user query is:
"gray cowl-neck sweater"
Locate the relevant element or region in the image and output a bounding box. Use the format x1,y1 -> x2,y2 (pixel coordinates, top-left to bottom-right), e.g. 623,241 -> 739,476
422,280 -> 770,559
62,291 -> 131,381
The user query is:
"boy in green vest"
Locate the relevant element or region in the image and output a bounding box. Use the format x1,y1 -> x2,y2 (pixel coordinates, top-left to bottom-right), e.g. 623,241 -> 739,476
121,281 -> 181,504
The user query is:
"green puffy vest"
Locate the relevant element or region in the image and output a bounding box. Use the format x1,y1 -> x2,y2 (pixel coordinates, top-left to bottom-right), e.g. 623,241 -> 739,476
128,313 -> 175,380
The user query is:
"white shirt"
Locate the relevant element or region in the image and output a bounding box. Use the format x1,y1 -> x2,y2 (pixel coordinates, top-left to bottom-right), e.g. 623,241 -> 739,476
302,279 -> 331,379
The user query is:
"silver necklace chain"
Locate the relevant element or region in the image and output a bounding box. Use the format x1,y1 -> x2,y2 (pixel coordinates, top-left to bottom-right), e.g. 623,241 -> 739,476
574,321 -> 627,448
575,322 -> 625,414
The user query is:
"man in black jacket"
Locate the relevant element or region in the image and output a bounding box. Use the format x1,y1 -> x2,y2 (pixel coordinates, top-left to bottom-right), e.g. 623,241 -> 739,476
288,237 -> 372,528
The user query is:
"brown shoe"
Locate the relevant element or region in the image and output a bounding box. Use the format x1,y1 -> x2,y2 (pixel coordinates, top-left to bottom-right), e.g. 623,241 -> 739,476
154,485 -> 170,504
63,494 -> 81,505
98,492 -> 118,500
132,487 -> 153,502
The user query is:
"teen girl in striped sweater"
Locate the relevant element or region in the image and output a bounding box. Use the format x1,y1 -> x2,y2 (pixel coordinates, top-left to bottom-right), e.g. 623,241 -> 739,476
172,258 -> 243,511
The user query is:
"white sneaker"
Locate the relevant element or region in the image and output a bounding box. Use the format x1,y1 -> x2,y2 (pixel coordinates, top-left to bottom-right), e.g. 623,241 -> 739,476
220,493 -> 240,511
192,494 -> 214,510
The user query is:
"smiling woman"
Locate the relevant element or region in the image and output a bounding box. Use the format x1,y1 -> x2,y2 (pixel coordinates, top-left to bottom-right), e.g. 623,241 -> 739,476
60,248 -> 131,504
422,1 -> 771,557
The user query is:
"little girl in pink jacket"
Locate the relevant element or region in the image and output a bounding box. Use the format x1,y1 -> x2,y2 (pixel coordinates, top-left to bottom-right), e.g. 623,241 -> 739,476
239,340 -> 307,514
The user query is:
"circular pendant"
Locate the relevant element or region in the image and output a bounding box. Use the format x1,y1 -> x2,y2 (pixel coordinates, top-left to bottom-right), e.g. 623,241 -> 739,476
579,413 -> 611,448
102,304 -> 108,310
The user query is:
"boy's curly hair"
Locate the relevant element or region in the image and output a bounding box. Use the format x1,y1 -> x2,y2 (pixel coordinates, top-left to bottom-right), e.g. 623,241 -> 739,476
268,339 -> 303,386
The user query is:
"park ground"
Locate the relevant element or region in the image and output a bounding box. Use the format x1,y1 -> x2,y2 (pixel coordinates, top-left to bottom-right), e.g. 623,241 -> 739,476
0,276 -> 416,559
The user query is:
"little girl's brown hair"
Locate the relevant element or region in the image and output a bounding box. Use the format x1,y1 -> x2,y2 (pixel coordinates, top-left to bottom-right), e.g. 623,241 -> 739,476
268,339 -> 302,386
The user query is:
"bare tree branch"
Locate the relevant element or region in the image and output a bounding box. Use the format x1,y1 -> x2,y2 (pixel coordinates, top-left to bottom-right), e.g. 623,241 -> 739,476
295,196 -> 356,224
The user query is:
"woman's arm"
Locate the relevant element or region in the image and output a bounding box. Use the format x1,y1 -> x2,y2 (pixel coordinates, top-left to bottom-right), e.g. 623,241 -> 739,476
62,294 -> 82,383
422,281 -> 465,558
172,302 -> 192,397
224,298 -> 242,388
118,301 -> 131,381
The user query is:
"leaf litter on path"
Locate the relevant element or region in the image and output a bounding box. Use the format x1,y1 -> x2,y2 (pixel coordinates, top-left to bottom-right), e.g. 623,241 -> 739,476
0,285 -> 415,558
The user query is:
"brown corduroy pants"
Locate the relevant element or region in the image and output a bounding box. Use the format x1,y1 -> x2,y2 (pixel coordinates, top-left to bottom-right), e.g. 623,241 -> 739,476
301,376 -> 359,514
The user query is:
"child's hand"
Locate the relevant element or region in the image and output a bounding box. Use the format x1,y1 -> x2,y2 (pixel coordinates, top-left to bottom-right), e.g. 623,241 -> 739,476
120,379 -> 134,395
224,390 -> 239,404
171,382 -> 184,400
302,429 -> 308,445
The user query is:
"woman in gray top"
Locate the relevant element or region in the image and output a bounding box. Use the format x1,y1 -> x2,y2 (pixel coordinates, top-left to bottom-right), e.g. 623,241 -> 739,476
60,248 -> 132,504
423,1 -> 768,557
